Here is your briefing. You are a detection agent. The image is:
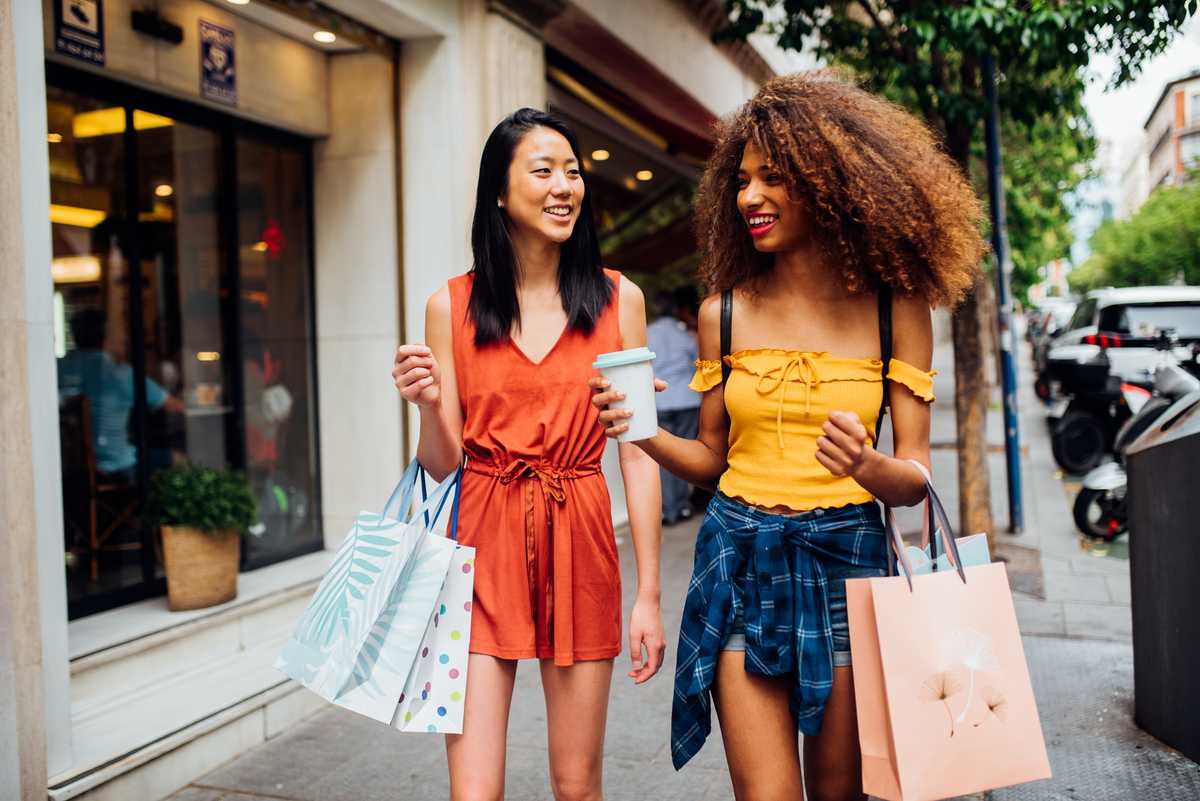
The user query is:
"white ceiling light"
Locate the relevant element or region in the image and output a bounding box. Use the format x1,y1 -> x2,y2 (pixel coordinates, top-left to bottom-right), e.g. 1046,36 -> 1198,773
313,30 -> 337,44
591,149 -> 610,161
636,170 -> 653,181
154,183 -> 174,198
227,0 -> 250,5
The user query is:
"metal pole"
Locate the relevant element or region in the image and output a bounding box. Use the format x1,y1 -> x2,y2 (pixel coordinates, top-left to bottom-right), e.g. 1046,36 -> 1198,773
983,52 -> 1024,534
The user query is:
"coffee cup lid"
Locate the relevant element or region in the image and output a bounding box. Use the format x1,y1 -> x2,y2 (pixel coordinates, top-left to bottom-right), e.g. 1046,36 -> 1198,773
592,347 -> 656,370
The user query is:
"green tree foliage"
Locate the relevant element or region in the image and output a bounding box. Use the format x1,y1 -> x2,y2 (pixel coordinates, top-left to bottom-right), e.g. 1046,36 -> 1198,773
1070,178 -> 1200,292
991,110 -> 1096,301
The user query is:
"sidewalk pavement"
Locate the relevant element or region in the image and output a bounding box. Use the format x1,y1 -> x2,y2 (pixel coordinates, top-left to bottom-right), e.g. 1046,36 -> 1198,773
167,336 -> 1200,801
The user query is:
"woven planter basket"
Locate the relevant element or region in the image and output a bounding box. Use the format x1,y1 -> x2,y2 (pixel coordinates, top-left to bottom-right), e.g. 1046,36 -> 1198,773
161,525 -> 240,611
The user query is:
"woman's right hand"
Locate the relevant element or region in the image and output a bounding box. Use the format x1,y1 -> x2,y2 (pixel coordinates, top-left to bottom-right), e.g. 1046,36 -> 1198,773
588,376 -> 667,440
393,344 -> 441,408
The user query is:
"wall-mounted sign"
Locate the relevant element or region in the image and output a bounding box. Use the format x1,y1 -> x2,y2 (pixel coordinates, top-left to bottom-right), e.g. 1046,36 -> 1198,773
54,0 -> 105,66
200,20 -> 236,106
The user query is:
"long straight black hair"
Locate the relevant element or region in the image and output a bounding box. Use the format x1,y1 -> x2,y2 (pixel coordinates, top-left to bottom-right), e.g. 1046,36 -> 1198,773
468,108 -> 612,347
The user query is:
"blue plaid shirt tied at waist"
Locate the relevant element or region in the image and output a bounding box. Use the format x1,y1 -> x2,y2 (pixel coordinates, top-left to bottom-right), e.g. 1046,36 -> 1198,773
671,493 -> 888,770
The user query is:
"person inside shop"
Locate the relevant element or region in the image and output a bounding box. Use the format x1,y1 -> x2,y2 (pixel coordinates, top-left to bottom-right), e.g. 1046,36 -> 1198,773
58,308 -> 184,484
646,285 -> 701,525
590,71 -> 984,801
391,107 -> 665,801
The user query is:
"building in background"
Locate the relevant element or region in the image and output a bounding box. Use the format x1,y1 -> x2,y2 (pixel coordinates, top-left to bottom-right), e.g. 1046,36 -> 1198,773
2,1 -> 811,799
1120,68 -> 1200,217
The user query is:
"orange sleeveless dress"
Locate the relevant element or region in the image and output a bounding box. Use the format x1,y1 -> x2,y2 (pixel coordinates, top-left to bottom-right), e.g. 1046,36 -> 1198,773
447,269 -> 624,666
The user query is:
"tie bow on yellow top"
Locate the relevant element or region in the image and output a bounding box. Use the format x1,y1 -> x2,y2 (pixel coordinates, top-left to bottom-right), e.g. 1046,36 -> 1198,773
755,353 -> 822,449
691,349 -> 936,512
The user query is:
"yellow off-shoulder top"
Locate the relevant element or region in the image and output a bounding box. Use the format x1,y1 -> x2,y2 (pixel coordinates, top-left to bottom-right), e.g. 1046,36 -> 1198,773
690,349 -> 935,512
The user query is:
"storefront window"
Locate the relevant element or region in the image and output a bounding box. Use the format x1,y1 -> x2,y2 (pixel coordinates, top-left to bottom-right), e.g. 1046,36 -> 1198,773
48,72 -> 322,619
49,86 -> 146,606
236,138 -> 321,567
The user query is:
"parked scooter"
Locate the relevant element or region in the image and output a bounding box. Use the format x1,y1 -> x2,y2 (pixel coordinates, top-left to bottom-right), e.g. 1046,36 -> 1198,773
1047,350 -> 1142,475
1074,332 -> 1200,540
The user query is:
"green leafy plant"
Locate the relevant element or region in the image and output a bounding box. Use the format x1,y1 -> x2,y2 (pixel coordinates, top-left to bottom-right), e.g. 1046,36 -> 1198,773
146,464 -> 256,536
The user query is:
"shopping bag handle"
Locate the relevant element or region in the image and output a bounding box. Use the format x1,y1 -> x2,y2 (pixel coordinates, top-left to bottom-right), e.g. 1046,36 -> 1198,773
379,459 -> 422,523
419,464 -> 463,541
883,459 -> 967,590
377,459 -> 460,530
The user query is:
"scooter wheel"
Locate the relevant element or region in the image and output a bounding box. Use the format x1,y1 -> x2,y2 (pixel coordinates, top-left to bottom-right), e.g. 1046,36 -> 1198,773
1052,411 -> 1108,474
1073,487 -> 1127,541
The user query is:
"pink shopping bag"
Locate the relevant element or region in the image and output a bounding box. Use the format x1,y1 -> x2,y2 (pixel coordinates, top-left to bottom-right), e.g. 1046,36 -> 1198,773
846,477 -> 1051,801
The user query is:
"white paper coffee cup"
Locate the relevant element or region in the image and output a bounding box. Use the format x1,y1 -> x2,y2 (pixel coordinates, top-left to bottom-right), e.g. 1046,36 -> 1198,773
592,347 -> 658,442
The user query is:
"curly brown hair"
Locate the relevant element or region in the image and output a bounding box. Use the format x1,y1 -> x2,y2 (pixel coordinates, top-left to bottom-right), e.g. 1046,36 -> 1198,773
694,71 -> 985,307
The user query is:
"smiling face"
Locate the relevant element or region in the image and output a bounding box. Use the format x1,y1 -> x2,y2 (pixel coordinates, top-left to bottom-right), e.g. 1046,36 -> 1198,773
736,141 -> 809,252
500,126 -> 584,245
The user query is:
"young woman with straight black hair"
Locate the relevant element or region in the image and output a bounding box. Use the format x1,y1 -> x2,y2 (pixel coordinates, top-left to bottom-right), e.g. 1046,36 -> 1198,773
392,108 -> 666,801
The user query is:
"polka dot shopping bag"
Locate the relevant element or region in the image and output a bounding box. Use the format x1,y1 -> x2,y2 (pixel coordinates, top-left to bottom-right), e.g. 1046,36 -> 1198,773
275,460 -> 472,730
392,527 -> 475,734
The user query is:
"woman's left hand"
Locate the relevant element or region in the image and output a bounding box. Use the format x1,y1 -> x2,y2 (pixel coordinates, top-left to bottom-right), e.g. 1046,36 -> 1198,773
627,594 -> 666,684
815,410 -> 875,478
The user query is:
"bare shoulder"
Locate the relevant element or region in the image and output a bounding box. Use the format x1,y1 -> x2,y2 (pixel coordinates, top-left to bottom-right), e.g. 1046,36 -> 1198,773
617,271 -> 645,311
426,284 -> 452,321
697,293 -> 723,359
698,293 -> 722,332
891,293 -> 933,366
892,293 -> 933,333
424,284 -> 454,346
616,273 -> 647,347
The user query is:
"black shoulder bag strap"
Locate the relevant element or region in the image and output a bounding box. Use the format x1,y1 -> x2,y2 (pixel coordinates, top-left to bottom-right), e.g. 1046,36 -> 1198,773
874,285 -> 893,445
720,289 -> 733,387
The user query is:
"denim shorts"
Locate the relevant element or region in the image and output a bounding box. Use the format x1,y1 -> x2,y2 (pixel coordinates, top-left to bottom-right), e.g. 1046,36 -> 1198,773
719,498 -> 888,667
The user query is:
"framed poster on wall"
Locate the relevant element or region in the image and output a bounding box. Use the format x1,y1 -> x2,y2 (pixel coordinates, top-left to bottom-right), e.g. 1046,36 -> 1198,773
54,0 -> 105,66
200,19 -> 237,106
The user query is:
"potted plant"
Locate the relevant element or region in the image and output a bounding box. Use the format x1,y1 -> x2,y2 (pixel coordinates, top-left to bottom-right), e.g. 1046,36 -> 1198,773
147,464 -> 256,611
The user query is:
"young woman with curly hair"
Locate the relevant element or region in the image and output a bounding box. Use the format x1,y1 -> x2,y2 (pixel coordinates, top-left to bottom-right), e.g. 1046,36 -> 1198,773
591,71 -> 985,801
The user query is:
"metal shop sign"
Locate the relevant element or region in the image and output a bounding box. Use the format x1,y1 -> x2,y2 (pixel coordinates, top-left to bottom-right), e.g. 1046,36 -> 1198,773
55,0 -> 105,66
200,20 -> 237,106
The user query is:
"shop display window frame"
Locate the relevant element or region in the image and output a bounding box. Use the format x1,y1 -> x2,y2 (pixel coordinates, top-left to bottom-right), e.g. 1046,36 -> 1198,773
47,62 -> 324,620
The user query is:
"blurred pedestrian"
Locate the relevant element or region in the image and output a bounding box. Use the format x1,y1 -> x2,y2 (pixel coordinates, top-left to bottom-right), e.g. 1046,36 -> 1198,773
646,285 -> 701,525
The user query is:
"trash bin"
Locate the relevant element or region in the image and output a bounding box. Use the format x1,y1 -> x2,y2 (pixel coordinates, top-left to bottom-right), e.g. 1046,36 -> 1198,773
1126,393 -> 1200,764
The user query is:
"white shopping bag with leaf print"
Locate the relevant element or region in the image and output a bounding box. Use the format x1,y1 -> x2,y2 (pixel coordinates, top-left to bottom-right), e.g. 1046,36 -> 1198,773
275,461 -> 464,724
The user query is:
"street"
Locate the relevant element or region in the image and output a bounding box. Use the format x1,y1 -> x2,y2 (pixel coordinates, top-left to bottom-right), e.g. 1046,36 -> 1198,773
164,334 -> 1200,801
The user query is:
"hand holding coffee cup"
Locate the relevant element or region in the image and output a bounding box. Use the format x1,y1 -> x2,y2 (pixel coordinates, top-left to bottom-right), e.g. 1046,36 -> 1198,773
590,347 -> 664,442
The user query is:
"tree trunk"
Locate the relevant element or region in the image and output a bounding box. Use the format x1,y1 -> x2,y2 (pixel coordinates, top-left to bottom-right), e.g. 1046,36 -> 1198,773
952,275 -> 996,547
945,104 -> 996,547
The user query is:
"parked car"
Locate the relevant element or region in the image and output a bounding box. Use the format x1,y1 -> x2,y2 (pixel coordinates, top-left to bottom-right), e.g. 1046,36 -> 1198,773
1041,286 -> 1200,394
1042,286 -> 1200,473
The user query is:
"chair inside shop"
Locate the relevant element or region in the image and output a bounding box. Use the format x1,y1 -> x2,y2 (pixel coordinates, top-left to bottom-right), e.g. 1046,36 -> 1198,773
59,394 -> 142,582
